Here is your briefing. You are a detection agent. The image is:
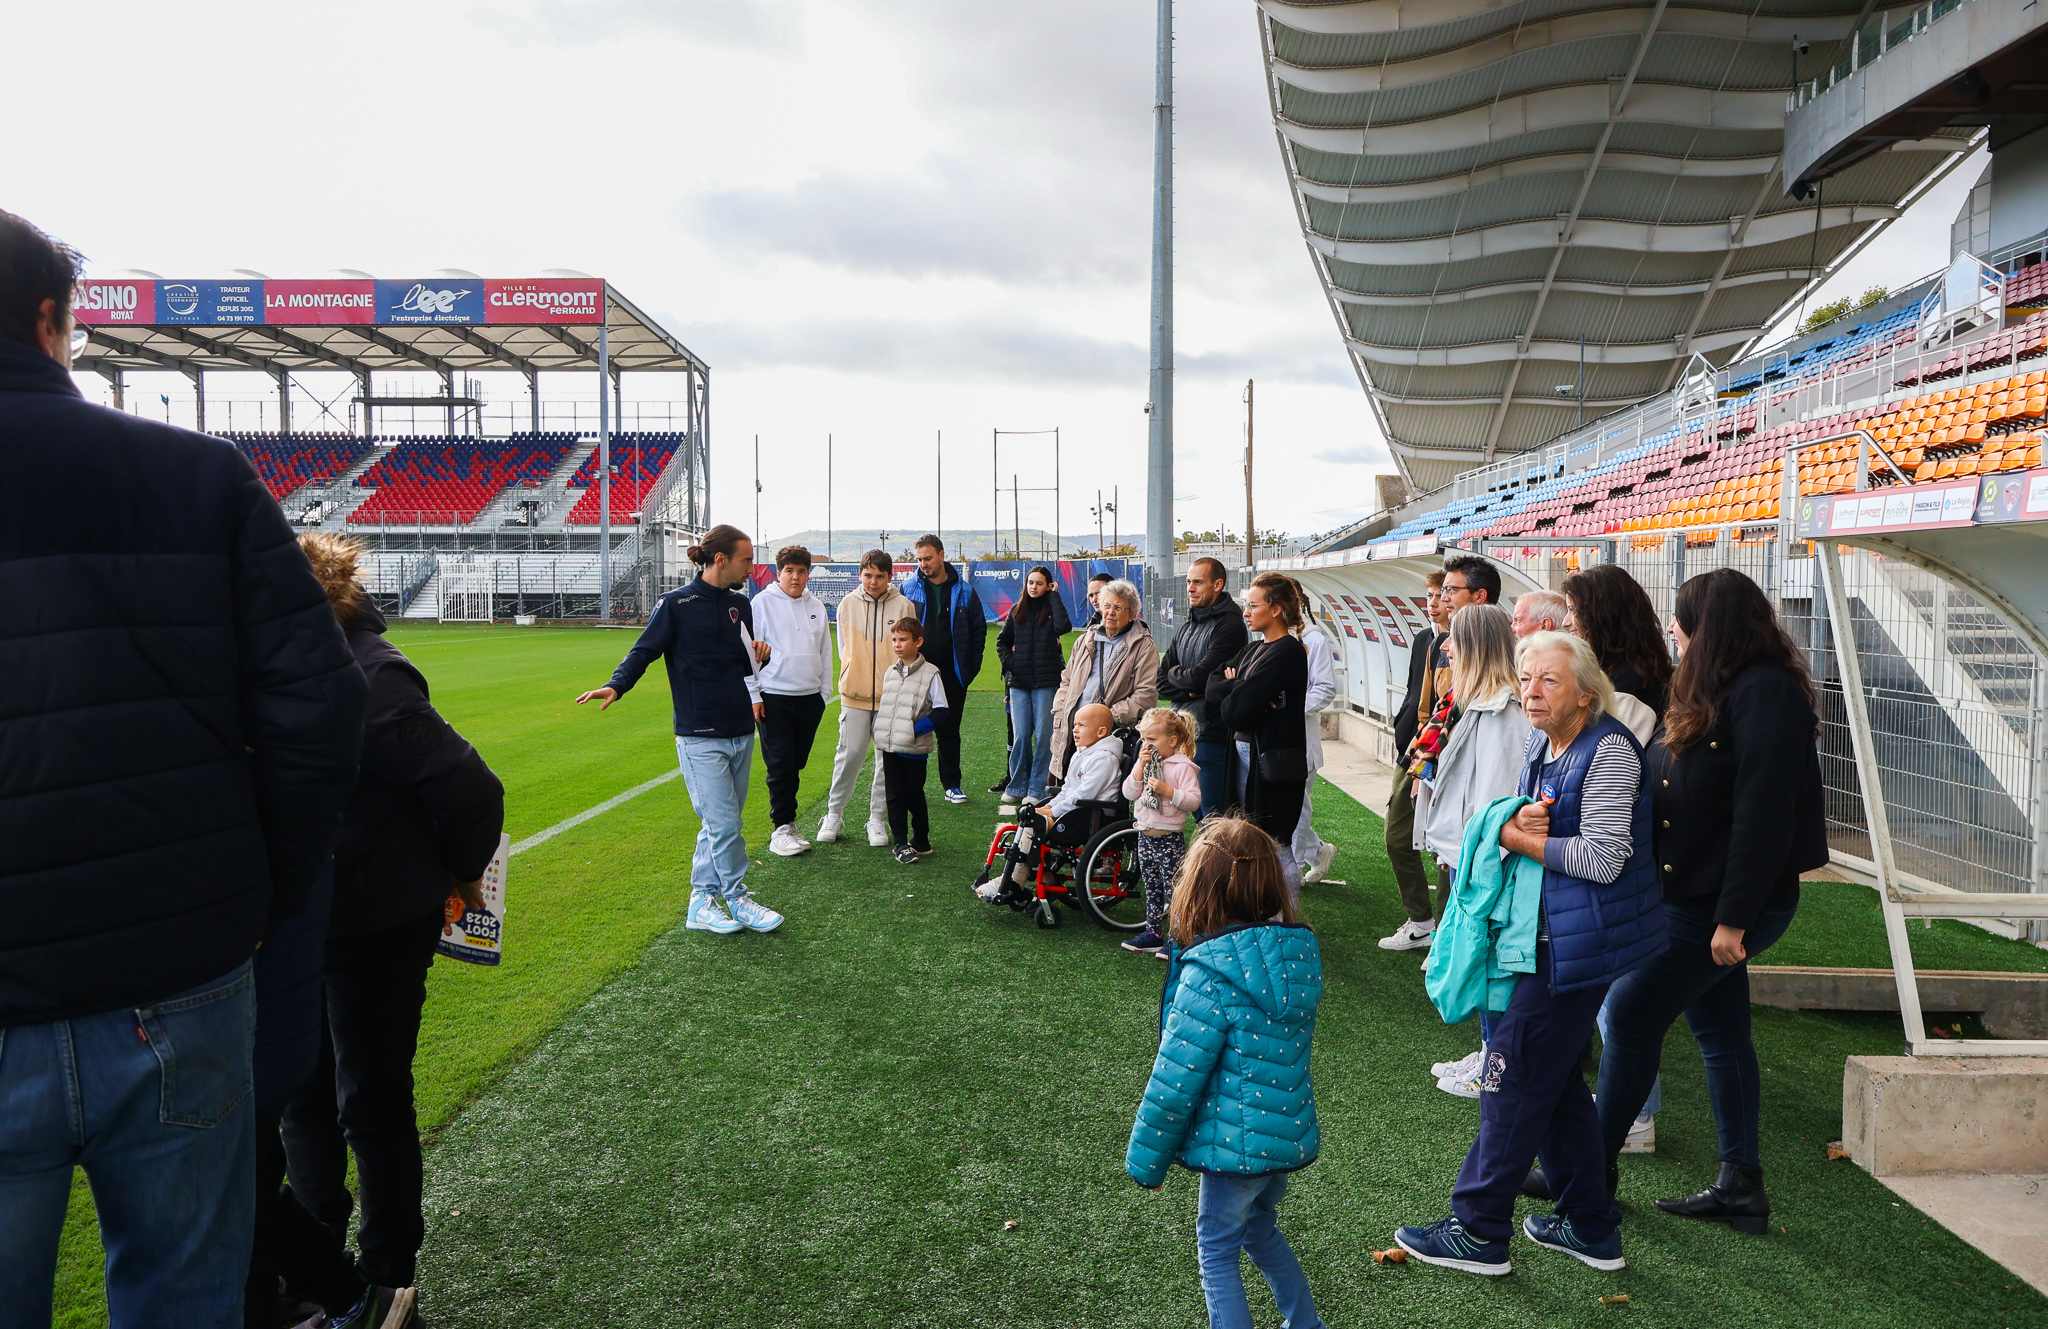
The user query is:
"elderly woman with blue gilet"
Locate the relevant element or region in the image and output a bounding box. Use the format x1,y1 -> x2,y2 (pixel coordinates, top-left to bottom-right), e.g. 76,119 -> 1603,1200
1396,630 -> 1666,1278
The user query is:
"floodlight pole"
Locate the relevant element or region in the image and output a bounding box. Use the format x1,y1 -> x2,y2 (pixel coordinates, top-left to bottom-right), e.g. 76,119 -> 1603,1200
599,314 -> 612,620
1146,0 -> 1174,592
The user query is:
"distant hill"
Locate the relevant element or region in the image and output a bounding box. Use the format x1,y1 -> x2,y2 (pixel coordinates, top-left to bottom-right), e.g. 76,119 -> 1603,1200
754,527 -> 1143,562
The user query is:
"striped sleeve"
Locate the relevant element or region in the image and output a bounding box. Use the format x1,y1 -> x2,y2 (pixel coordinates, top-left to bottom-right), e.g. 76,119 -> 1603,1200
1544,733 -> 1641,884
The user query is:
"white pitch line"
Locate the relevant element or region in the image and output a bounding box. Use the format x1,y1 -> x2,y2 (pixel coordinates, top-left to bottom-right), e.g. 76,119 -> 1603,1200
509,768 -> 682,857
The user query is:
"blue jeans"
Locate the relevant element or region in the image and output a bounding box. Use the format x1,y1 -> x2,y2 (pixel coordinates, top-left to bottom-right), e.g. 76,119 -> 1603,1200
677,734 -> 755,902
1596,898 -> 1798,1167
1195,1171 -> 1323,1329
1598,998 -> 1660,1118
1005,685 -> 1057,800
1193,738 -> 1232,820
0,962 -> 257,1329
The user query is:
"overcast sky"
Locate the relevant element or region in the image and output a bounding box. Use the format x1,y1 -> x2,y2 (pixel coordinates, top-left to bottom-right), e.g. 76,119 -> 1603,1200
13,2 -> 1985,543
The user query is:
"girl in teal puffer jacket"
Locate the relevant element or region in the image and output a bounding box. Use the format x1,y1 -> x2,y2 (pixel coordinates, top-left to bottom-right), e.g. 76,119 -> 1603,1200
1125,817 -> 1325,1329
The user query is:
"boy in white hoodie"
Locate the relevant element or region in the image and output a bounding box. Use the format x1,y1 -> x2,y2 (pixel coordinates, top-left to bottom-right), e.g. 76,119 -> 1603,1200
752,545 -> 834,857
820,550 -> 914,847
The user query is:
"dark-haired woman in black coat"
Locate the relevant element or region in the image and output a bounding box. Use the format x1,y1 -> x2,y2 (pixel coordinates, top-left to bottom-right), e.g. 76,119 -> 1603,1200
996,564 -> 1071,807
1594,568 -> 1826,1234
1207,572 -> 1310,898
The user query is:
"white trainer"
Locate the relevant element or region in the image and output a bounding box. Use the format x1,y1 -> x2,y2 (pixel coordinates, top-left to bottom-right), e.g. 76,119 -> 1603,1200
815,814 -> 844,843
1436,1071 -> 1482,1099
727,893 -> 785,933
1431,1047 -> 1484,1081
1621,1114 -> 1657,1154
866,820 -> 890,848
1301,840 -> 1337,884
685,891 -> 742,935
1378,919 -> 1437,951
769,825 -> 809,857
974,879 -> 1004,903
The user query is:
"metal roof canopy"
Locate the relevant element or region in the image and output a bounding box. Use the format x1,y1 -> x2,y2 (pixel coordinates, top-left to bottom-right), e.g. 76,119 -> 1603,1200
1255,0 -> 1976,494
73,284 -> 705,379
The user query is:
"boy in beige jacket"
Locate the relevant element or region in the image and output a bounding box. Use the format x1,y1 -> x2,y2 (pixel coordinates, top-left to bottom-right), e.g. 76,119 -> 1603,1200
819,550 -> 915,846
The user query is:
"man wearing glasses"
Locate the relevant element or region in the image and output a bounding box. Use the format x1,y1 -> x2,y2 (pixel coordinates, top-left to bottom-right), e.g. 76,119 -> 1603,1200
0,210 -> 367,1326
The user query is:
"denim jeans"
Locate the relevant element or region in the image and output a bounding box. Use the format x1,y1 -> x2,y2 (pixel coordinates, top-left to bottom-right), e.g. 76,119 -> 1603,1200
677,734 -> 756,902
1597,998 -> 1660,1119
1195,1171 -> 1324,1329
1193,738 -> 1233,821
0,962 -> 257,1329
1595,898 -> 1798,1167
1004,685 -> 1057,800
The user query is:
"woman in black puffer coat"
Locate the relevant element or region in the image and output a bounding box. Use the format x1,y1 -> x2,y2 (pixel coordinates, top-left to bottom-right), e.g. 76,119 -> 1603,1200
996,564 -> 1072,805
1206,572 -> 1309,898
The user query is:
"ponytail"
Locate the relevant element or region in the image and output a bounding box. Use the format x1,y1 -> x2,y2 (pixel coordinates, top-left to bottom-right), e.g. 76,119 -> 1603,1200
687,524 -> 750,568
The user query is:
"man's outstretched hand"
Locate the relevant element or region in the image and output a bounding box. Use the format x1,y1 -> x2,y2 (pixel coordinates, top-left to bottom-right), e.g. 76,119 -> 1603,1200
575,687 -> 620,710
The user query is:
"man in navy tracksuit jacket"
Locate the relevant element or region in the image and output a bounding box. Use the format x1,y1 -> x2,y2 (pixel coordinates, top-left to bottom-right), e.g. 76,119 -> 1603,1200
578,527 -> 785,935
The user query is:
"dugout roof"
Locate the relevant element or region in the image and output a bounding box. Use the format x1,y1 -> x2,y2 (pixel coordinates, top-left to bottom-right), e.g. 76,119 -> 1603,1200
71,271 -> 705,379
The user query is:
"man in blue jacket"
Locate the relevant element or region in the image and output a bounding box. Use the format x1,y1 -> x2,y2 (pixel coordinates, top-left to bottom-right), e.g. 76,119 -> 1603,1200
577,526 -> 785,935
0,211 -> 368,1326
900,535 -> 986,806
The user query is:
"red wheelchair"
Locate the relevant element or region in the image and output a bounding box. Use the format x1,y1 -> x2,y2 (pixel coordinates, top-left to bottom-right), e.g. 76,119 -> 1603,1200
970,728 -> 1150,933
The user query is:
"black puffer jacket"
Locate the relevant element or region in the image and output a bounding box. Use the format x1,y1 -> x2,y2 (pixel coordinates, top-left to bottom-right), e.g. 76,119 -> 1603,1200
332,605 -> 506,939
0,341 -> 366,1025
996,592 -> 1071,690
1157,593 -> 1249,742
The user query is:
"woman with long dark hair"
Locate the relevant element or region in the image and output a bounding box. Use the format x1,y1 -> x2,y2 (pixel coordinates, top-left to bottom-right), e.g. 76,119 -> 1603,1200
1206,572 -> 1310,898
1595,568 -> 1825,1233
995,564 -> 1070,811
1560,564 -> 1672,714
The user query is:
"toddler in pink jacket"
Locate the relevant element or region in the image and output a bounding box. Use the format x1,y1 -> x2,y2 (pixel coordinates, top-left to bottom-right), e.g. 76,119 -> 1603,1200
1120,708 -> 1203,957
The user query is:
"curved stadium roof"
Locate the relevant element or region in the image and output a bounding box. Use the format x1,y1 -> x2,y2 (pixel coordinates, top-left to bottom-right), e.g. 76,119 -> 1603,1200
1258,0 -> 1980,492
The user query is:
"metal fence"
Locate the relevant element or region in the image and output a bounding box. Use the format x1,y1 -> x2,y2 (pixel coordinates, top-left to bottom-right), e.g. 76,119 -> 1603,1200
1464,531 -> 2045,938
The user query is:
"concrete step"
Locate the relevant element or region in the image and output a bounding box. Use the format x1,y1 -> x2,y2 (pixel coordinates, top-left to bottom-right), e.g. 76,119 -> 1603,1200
1750,966 -> 2048,1039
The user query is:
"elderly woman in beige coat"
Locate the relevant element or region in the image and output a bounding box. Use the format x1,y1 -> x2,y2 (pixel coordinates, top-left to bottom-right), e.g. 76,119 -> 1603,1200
1049,578 -> 1159,779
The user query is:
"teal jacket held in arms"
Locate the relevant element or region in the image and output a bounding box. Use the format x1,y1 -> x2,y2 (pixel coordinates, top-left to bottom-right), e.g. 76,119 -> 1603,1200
1424,793 -> 1544,1025
1124,921 -> 1322,1188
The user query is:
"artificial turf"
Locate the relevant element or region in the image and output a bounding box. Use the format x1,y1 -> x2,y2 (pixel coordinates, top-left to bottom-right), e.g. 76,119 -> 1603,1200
50,624 -> 2048,1328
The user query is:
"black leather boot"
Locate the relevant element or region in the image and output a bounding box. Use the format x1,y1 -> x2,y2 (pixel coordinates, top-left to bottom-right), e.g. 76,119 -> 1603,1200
1653,1162 -> 1770,1234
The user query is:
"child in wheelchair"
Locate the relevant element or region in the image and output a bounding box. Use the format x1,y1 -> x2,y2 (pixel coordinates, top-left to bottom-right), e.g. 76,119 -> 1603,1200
975,702 -> 1123,903
1118,707 -> 1203,956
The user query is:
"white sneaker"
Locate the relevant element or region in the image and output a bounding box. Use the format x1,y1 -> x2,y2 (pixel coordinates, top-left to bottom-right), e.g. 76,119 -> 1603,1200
815,814 -> 844,843
685,891 -> 742,935
1621,1114 -> 1656,1155
1431,1048 -> 1484,1080
1301,840 -> 1337,884
727,893 -> 785,933
866,820 -> 890,848
769,825 -> 809,857
1436,1072 -> 1482,1099
974,878 -> 1004,903
1378,919 -> 1437,951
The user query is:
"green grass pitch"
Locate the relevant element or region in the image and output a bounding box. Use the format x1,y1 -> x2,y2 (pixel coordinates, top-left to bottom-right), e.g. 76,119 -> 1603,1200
51,623 -> 2048,1327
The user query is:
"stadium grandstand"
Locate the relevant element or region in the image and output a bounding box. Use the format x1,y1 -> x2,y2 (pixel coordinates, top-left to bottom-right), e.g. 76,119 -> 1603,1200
1256,0 -> 1982,493
70,272 -> 709,620
1253,4 -> 2048,1231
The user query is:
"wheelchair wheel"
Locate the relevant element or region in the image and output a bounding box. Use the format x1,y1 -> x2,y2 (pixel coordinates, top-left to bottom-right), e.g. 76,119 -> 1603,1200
1035,897 -> 1061,929
1078,821 -> 1148,932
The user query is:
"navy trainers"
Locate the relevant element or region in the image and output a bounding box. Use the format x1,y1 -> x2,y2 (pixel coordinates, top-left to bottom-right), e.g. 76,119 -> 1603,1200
1394,1216 -> 1512,1276
1522,1212 -> 1625,1270
1121,929 -> 1167,955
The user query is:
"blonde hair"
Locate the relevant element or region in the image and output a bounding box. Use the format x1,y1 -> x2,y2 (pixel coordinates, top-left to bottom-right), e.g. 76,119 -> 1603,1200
298,533 -> 368,627
1142,707 -> 1197,754
1450,603 -> 1519,708
1248,571 -> 1305,632
1169,816 -> 1297,948
1516,630 -> 1614,721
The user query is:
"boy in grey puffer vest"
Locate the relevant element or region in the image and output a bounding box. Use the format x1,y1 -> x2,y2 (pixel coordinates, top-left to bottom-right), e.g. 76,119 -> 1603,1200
875,617 -> 948,863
